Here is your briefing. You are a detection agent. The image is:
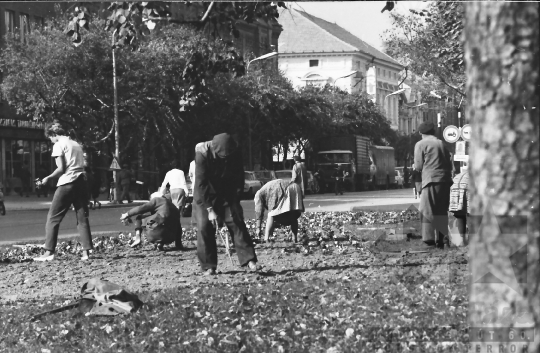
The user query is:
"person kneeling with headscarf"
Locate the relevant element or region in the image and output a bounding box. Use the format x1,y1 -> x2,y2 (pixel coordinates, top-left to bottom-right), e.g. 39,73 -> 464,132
120,192 -> 182,250
255,179 -> 305,243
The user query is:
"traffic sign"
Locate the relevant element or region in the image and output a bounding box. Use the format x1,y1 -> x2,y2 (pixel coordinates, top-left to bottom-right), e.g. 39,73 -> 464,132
454,155 -> 469,162
109,158 -> 121,170
461,124 -> 471,141
443,125 -> 460,143
455,141 -> 466,155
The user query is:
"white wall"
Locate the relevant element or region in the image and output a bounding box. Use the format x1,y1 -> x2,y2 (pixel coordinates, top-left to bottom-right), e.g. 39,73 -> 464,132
279,54 -> 364,93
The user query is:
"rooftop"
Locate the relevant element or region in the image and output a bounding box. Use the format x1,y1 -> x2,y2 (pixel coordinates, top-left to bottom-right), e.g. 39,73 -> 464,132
278,9 -> 402,68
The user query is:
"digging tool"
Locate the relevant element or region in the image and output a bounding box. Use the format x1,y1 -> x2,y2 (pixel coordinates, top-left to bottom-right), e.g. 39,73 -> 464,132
218,228 -> 235,267
30,301 -> 80,321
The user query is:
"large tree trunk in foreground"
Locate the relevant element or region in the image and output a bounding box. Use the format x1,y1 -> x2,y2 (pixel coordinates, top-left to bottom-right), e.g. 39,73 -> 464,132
465,2 -> 539,352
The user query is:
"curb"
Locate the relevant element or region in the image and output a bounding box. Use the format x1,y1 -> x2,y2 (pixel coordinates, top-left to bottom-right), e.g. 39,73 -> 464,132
5,202 -> 146,212
350,203 -> 420,212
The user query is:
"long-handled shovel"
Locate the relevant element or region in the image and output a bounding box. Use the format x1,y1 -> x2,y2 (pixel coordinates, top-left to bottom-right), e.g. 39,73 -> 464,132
218,228 -> 235,267
30,301 -> 80,321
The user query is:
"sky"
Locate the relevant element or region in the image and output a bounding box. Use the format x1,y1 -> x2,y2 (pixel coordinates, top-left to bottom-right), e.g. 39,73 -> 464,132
285,1 -> 429,51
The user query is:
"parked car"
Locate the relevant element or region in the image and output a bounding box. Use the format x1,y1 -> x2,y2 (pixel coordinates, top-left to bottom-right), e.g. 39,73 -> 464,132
253,170 -> 276,185
274,170 -> 319,194
244,171 -> 264,197
394,169 -> 404,189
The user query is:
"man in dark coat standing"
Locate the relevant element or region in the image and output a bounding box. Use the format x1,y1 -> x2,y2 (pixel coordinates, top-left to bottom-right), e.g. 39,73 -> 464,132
194,133 -> 258,275
414,122 -> 453,249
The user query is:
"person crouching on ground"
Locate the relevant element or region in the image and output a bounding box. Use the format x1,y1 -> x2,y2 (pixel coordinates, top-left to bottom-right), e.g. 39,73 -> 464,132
120,191 -> 182,250
34,121 -> 93,262
255,179 -> 305,243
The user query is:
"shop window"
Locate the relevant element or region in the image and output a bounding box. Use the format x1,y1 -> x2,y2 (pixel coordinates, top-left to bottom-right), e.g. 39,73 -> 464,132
5,10 -> 15,34
309,60 -> 319,67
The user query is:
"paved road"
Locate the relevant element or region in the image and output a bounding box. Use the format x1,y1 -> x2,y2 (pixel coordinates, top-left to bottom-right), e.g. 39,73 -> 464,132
0,188 -> 418,244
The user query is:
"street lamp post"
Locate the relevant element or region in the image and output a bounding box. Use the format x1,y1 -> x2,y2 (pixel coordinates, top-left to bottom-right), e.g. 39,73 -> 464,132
246,51 -> 278,74
383,88 -> 406,127
333,70 -> 358,90
246,51 -> 279,170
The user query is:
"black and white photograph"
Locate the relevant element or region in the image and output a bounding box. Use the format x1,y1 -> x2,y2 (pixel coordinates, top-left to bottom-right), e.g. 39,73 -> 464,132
0,1 -> 538,352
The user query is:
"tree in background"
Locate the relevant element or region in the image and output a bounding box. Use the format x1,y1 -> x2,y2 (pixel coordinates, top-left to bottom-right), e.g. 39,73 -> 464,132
384,2 -> 465,100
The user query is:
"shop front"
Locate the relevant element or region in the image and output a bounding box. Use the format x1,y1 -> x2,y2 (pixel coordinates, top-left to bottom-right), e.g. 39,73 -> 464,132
0,119 -> 52,195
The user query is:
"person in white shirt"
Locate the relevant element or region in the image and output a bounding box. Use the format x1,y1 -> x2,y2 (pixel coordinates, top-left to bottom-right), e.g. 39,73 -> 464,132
158,160 -> 188,249
34,121 -> 93,262
189,159 -> 196,189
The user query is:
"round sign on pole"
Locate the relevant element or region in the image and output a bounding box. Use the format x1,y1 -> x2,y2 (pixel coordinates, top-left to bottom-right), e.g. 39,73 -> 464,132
461,124 -> 471,141
443,125 -> 460,143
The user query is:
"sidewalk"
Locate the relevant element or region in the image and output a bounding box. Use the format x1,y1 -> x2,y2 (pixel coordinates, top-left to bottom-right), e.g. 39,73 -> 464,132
302,194 -> 420,213
2,194 -> 145,211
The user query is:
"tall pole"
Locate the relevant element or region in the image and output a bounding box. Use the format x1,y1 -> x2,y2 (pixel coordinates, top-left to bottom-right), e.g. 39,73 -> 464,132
248,114 -> 252,170
112,31 -> 120,204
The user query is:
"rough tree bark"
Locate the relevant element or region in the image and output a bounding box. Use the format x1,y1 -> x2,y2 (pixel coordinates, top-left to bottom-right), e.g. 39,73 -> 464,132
465,2 -> 539,352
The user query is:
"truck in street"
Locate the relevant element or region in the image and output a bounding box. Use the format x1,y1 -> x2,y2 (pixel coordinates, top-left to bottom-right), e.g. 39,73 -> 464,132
314,135 -> 395,192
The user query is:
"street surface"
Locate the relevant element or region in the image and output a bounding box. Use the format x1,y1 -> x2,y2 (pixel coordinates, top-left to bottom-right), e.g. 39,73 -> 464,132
0,188 -> 419,244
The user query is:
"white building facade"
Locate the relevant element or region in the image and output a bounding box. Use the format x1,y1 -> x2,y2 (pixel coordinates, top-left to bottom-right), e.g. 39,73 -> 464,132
278,10 -> 404,130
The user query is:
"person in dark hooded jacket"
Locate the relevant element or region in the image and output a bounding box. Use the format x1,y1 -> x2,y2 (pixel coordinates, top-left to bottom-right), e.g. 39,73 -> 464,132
193,133 -> 259,275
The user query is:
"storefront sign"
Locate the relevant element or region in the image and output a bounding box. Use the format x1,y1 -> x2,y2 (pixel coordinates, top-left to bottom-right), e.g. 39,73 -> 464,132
0,119 -> 44,130
454,154 -> 469,162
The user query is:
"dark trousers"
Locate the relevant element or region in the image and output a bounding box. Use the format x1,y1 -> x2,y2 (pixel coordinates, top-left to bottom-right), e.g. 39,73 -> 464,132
134,215 -> 180,245
170,188 -> 186,244
194,202 -> 257,270
20,179 -> 31,196
334,179 -> 343,194
44,175 -> 93,251
119,184 -> 131,202
420,182 -> 451,244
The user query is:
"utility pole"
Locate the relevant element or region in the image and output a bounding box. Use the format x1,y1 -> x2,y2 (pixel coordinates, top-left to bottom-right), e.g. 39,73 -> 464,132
112,30 -> 120,203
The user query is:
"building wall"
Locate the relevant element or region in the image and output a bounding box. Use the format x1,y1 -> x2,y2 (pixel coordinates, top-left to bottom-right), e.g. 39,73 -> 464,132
0,3 -> 61,193
279,52 -> 401,130
170,2 -> 281,60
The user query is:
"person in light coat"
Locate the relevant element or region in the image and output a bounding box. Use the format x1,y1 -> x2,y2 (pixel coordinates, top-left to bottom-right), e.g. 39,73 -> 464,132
414,121 -> 453,249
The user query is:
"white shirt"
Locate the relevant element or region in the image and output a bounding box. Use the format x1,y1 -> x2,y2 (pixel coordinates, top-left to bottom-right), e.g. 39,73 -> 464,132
188,160 -> 196,186
52,136 -> 85,186
160,169 -> 188,195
